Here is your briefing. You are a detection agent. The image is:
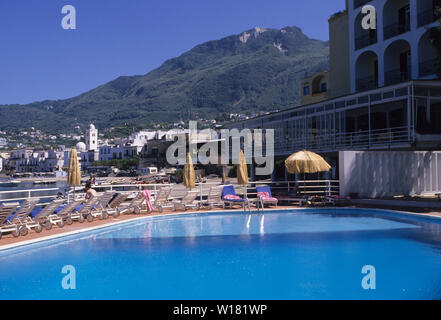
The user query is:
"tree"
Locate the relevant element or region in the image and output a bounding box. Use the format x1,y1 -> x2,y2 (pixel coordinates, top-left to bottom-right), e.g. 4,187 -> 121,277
429,7 -> 441,79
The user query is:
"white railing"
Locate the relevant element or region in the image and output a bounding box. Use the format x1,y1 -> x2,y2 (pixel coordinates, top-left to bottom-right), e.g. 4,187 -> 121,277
0,188 -> 61,204
0,180 -> 340,206
274,126 -> 413,154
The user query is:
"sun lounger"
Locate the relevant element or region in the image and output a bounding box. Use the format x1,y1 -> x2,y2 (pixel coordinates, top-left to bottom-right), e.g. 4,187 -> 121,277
172,190 -> 200,211
8,199 -> 42,236
222,185 -> 245,209
201,186 -> 224,209
307,195 -> 335,207
151,187 -> 173,213
86,191 -> 116,221
54,200 -> 84,225
71,197 -> 100,223
33,200 -> 65,230
104,193 -> 129,218
256,186 -> 278,208
119,192 -> 146,215
0,203 -> 20,239
324,195 -> 350,206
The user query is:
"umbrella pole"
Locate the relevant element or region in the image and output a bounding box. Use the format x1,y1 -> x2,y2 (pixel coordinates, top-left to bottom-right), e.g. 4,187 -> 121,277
303,172 -> 306,196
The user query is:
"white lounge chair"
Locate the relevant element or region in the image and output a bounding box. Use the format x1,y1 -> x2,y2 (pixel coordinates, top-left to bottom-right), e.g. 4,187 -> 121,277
0,203 -> 20,239
172,191 -> 200,211
53,200 -> 83,225
34,200 -> 65,230
119,192 -> 146,215
103,193 -> 128,217
201,186 -> 224,209
151,187 -> 173,213
8,199 -> 42,236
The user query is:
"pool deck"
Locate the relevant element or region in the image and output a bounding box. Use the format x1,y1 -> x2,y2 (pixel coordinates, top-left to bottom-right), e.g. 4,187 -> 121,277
1,203 -> 441,251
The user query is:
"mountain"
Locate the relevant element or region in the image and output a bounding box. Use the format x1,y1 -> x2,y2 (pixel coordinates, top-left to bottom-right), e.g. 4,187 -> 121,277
0,26 -> 329,133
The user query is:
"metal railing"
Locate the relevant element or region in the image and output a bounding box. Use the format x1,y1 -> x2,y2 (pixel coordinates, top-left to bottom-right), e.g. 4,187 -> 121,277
265,180 -> 340,196
274,126 -> 413,154
384,67 -> 411,86
0,188 -> 61,204
383,22 -> 410,40
356,76 -> 378,92
0,181 -> 340,208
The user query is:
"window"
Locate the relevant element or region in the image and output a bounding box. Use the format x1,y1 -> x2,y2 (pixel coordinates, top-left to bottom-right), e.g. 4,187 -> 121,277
320,82 -> 327,93
303,86 -> 310,96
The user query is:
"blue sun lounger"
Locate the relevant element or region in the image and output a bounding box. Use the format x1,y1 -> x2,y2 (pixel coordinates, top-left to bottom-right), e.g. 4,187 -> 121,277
222,185 -> 245,209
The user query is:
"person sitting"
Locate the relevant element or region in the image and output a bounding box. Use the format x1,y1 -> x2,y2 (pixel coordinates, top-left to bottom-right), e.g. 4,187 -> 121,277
85,182 -> 97,200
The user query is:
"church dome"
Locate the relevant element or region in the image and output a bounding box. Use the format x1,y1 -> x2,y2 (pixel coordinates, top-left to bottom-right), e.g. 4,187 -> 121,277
76,142 -> 87,152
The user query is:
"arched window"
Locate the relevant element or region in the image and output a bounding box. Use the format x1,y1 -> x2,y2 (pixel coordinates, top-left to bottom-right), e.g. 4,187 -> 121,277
355,51 -> 379,91
384,39 -> 411,85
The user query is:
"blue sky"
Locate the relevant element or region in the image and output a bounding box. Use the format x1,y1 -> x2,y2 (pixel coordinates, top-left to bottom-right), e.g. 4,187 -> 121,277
0,0 -> 345,105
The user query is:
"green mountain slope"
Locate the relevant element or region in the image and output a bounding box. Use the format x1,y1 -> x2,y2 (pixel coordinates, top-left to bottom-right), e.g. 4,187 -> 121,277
0,26 -> 329,133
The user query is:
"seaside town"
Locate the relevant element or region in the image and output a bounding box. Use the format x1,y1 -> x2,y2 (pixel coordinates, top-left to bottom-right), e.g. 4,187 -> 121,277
1,0 -> 441,303
0,111 -> 278,179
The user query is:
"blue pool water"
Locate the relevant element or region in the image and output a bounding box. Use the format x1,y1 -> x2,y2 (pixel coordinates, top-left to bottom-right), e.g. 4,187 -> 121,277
1,208 -> 441,300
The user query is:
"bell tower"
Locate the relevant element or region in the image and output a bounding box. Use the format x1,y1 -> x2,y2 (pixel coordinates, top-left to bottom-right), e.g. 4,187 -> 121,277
85,124 -> 98,151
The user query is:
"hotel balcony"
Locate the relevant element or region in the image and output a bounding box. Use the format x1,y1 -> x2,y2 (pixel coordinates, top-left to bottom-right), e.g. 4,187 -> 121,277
383,22 -> 411,40
274,126 -> 413,155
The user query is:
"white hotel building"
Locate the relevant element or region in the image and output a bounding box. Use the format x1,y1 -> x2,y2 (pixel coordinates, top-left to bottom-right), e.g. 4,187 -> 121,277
225,0 -> 441,198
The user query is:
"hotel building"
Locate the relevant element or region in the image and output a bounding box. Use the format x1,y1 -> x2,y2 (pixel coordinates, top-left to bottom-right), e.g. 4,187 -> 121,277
225,0 -> 441,197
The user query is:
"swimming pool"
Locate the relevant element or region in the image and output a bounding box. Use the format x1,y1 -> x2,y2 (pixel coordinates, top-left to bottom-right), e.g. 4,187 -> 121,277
1,208 -> 441,300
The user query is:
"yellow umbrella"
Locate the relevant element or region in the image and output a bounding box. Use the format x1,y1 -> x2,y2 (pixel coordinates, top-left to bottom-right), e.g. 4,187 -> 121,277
237,150 -> 249,185
184,152 -> 195,189
67,147 -> 81,199
285,150 -> 331,195
68,147 -> 81,186
237,150 -> 249,202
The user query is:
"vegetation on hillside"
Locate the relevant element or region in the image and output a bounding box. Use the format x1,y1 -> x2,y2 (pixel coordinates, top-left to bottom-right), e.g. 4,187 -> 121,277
0,26 -> 329,134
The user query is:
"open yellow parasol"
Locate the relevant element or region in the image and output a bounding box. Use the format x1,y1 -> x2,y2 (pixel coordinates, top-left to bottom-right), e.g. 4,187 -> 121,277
285,150 -> 331,195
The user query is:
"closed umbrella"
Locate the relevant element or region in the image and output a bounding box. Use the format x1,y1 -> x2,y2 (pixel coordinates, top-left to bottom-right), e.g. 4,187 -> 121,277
237,150 -> 249,185
237,150 -> 249,200
184,152 -> 195,189
67,147 -> 81,200
285,150 -> 331,195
